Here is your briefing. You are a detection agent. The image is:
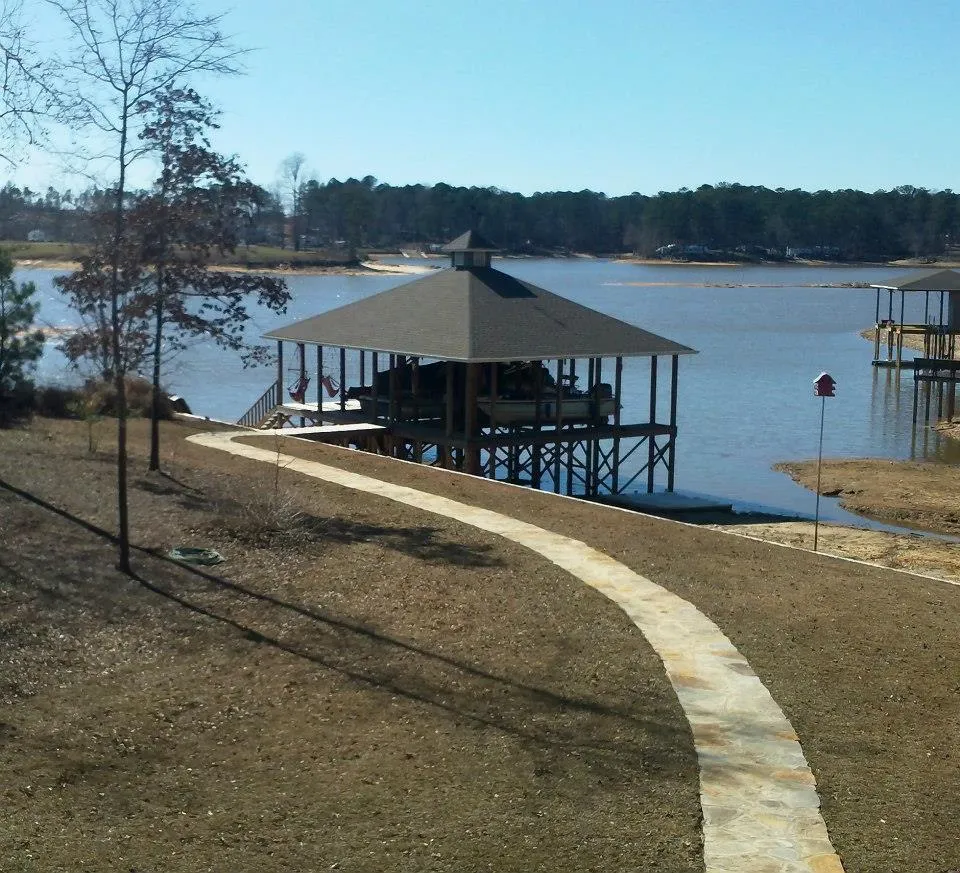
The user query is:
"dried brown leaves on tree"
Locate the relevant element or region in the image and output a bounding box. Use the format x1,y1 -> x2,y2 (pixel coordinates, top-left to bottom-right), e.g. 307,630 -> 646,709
48,0 -> 244,573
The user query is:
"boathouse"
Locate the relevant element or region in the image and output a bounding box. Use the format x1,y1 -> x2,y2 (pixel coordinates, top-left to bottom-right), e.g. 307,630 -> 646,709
870,269 -> 960,367
869,268 -> 960,422
239,231 -> 697,497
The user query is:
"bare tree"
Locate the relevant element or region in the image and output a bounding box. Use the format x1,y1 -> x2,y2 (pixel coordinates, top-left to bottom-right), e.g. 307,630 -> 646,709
134,86 -> 290,471
0,0 -> 58,164
280,151 -> 306,250
48,0 -> 242,573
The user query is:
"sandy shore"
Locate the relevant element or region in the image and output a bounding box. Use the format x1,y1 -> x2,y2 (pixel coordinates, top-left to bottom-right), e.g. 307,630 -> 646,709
776,456 -> 960,546
15,258 -> 436,277
708,516 -> 960,583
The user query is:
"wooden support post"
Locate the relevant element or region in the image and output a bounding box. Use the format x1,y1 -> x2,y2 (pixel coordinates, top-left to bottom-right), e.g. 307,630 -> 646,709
566,359 -> 576,495
464,363 -> 480,474
276,341 -> 283,402
585,357 -> 595,494
591,358 -> 602,493
873,287 -> 881,360
553,359 -> 564,492
388,355 -> 399,429
371,352 -> 379,422
297,343 -> 306,425
412,358 -> 422,462
316,347 -> 329,420
360,350 -> 365,388
897,290 -> 905,370
444,361 -> 455,469
648,355 -> 658,493
532,360 -> 543,488
612,356 -> 623,494
339,347 -> 347,411
885,290 -> 894,361
488,362 -> 498,476
668,354 -> 679,492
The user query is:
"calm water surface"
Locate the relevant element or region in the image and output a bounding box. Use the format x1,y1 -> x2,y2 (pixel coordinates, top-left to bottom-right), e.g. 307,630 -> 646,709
23,258 -> 960,524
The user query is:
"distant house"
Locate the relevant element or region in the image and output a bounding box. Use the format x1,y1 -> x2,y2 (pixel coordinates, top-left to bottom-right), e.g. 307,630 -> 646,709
26,229 -> 48,242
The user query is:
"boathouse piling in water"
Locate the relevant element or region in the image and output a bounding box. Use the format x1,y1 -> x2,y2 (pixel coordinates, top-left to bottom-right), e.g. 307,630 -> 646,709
241,231 -> 697,497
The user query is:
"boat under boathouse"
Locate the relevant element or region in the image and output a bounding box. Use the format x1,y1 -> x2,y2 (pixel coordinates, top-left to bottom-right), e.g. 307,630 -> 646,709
238,231 -> 697,497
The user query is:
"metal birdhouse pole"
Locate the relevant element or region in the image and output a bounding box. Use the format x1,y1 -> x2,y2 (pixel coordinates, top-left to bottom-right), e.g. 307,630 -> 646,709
812,372 -> 836,552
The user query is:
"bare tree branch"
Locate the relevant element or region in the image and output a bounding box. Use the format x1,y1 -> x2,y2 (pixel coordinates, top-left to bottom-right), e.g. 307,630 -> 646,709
49,0 -> 246,573
0,0 -> 60,164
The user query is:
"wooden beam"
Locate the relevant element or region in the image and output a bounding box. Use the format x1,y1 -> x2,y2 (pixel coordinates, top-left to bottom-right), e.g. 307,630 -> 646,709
648,355 -> 658,493
371,352 -> 379,422
488,362 -> 498,476
612,356 -> 623,493
276,341 -> 283,401
316,345 -> 324,413
553,359 -> 564,492
668,354 -> 678,492
532,360 -> 542,487
464,362 -> 480,473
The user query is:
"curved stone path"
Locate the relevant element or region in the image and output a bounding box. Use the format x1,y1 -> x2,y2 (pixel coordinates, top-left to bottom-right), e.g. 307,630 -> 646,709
189,431 -> 845,873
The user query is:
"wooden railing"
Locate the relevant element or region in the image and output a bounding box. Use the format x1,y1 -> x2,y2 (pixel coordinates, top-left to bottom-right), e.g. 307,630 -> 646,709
237,382 -> 279,427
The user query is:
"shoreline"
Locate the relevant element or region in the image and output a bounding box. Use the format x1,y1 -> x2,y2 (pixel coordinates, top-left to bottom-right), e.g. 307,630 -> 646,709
17,253 -> 960,275
14,257 -> 438,277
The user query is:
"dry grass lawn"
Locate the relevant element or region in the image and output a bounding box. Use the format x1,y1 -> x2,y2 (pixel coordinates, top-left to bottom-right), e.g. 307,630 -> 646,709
0,419 -> 701,872
252,433 -> 960,873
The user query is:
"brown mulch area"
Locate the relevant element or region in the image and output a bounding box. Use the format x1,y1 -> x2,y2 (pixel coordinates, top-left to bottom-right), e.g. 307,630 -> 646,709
242,433 -> 960,873
777,457 -> 960,537
0,419 -> 701,873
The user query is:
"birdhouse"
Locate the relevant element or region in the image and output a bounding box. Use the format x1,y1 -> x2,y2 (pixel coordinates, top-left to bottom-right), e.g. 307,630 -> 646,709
814,372 -> 836,397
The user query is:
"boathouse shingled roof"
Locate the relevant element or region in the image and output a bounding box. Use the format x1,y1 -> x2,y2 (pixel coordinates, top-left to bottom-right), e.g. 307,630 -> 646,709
871,268 -> 960,292
265,266 -> 696,362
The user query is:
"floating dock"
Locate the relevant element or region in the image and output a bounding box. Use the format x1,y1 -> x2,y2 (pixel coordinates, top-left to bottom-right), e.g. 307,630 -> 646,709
594,492 -> 734,515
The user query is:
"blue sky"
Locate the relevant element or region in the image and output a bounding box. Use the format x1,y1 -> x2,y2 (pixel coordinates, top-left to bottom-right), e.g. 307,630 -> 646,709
15,0 -> 960,196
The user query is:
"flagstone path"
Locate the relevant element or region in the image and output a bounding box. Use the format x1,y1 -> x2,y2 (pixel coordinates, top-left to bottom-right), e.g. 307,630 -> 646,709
189,431 -> 846,873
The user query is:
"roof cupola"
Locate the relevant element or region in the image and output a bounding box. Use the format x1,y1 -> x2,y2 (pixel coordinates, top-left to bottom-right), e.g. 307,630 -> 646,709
441,229 -> 498,269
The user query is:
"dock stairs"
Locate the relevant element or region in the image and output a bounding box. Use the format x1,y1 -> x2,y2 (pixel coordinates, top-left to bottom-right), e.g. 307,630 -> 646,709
257,409 -> 289,430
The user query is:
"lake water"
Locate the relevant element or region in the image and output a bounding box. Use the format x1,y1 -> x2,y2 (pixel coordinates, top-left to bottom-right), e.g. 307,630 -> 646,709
21,258 -> 960,525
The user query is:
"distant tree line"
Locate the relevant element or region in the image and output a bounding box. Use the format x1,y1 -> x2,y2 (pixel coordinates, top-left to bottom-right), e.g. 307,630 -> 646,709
8,177 -> 960,262
296,180 -> 960,261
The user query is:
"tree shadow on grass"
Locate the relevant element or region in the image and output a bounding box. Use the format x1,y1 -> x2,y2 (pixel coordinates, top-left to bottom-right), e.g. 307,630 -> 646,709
305,516 -> 505,567
0,475 -> 695,781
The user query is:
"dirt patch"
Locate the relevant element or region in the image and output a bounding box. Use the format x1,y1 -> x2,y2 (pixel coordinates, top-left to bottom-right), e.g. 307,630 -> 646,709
236,433 -> 960,873
0,419 -> 701,872
777,457 -> 960,537
708,518 -> 960,581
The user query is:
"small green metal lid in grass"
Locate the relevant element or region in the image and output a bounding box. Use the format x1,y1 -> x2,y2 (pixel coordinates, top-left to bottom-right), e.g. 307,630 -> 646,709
168,546 -> 224,565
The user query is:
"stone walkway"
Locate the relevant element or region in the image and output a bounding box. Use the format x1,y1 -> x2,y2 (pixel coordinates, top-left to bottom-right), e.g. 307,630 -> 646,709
189,431 -> 846,873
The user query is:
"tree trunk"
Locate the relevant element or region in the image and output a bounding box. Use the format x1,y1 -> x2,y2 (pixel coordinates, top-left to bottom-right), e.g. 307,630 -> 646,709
112,98 -> 131,574
149,277 -> 164,471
